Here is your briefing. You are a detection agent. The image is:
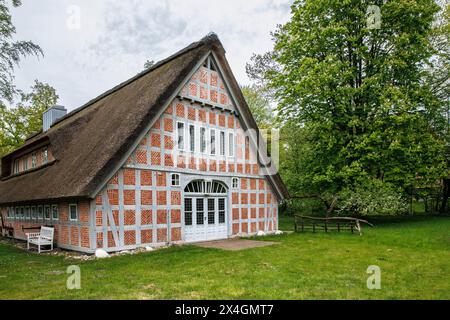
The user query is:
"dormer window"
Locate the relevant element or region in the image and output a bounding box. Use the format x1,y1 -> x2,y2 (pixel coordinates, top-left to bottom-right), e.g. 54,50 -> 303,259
31,153 -> 37,168
42,148 -> 48,164
13,160 -> 19,174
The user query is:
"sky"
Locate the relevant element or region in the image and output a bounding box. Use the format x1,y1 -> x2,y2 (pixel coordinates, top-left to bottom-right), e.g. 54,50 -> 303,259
11,0 -> 292,112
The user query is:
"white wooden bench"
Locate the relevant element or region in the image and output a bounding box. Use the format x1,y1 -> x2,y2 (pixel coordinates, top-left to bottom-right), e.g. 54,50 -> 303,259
26,226 -> 54,253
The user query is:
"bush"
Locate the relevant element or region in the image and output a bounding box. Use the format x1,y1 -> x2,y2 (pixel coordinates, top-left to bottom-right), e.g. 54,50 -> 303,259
337,179 -> 408,217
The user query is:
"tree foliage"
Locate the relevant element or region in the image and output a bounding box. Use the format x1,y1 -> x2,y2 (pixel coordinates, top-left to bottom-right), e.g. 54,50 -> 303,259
241,84 -> 274,129
248,0 -> 450,216
0,0 -> 42,102
0,80 -> 58,157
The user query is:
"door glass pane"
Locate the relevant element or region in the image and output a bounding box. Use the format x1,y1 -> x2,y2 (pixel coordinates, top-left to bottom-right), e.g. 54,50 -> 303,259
196,198 -> 204,225
218,198 -> 225,224
208,198 -> 215,225
185,198 -> 192,226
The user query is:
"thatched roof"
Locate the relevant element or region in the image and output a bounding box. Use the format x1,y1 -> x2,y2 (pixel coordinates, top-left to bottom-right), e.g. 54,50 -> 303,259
0,34 -> 289,205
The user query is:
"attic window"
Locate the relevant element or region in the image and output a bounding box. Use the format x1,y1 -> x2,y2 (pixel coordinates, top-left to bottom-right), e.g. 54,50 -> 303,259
42,148 -> 48,164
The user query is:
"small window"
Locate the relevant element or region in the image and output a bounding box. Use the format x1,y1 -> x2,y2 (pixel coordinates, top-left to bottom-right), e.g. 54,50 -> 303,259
6,207 -> 11,218
189,124 -> 195,152
25,206 -> 30,220
232,178 -> 239,189
37,206 -> 43,220
15,207 -> 19,219
20,207 -> 25,220
44,206 -> 51,220
23,158 -> 28,171
69,204 -> 78,221
210,129 -> 216,155
171,173 -> 180,187
200,127 -> 206,153
52,205 -> 59,220
220,131 -> 225,156
228,132 -> 234,157
42,148 -> 48,164
13,160 -> 19,174
177,122 -> 185,150
31,153 -> 37,168
31,206 -> 37,220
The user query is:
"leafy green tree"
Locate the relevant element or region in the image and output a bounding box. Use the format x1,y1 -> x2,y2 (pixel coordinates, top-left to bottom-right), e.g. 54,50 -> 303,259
241,85 -> 274,128
249,0 -> 449,215
0,0 -> 42,102
0,80 -> 58,157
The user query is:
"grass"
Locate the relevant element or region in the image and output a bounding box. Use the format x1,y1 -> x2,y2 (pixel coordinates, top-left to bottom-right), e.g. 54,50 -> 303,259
0,216 -> 449,300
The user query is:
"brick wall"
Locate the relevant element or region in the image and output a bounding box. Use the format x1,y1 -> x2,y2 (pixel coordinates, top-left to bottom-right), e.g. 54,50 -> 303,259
1,200 -> 91,252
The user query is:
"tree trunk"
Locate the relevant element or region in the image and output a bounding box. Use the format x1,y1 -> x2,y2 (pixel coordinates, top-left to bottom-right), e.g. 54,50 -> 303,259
440,178 -> 450,214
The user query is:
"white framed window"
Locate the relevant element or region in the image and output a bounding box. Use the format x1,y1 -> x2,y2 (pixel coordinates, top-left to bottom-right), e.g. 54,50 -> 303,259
220,131 -> 225,156
171,173 -> 180,187
42,148 -> 48,164
37,205 -> 43,220
25,206 -> 30,220
210,129 -> 216,155
13,160 -> 19,174
177,122 -> 185,150
7,207 -> 11,218
14,207 -> 19,220
31,153 -> 37,168
228,132 -> 234,157
200,127 -> 207,153
69,204 -> 78,221
232,177 -> 239,189
31,206 -> 37,220
189,124 -> 195,152
44,205 -> 51,220
52,205 -> 59,220
20,207 -> 25,220
23,158 -> 28,171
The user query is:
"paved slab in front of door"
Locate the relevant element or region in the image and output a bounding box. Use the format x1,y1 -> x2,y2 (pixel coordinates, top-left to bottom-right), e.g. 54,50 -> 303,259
193,239 -> 279,251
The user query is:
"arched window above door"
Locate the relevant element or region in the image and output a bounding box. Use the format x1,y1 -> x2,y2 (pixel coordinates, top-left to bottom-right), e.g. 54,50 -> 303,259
184,180 -> 227,195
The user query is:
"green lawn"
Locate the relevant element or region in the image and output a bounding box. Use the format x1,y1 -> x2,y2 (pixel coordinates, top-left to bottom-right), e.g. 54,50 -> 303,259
0,216 -> 449,300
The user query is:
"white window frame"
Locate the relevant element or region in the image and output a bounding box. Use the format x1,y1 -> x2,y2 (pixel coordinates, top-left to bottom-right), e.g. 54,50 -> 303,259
69,204 -> 78,221
200,127 -> 207,154
52,204 -> 59,221
189,124 -> 195,153
177,121 -> 185,151
219,131 -> 225,156
37,205 -> 43,220
14,207 -> 19,220
31,206 -> 37,220
25,206 -> 30,220
210,129 -> 216,155
228,132 -> 235,157
31,152 -> 37,168
43,148 -> 48,164
23,158 -> 28,171
232,177 -> 239,189
44,205 -> 51,220
171,173 -> 180,187
13,160 -> 19,174
20,207 -> 25,220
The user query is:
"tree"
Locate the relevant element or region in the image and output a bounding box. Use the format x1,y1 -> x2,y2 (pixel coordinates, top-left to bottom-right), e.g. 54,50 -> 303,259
248,0 -> 449,215
0,80 -> 58,157
241,85 -> 274,128
0,0 -> 43,102
144,60 -> 155,69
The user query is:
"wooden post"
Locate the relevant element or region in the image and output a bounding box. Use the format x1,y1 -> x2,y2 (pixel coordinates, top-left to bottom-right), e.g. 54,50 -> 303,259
313,223 -> 316,233
324,220 -> 328,233
337,223 -> 340,233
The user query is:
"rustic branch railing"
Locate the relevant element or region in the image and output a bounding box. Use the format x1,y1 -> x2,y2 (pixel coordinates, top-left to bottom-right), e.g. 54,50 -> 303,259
294,215 -> 374,236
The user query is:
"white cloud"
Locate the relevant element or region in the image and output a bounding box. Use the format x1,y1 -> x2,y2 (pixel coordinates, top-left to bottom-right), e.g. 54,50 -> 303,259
11,0 -> 291,111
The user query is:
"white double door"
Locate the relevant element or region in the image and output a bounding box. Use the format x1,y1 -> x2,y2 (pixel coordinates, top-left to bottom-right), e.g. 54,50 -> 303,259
184,196 -> 227,242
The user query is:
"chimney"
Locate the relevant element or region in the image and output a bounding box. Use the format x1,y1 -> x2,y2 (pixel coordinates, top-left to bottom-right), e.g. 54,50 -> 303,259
43,105 -> 67,132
